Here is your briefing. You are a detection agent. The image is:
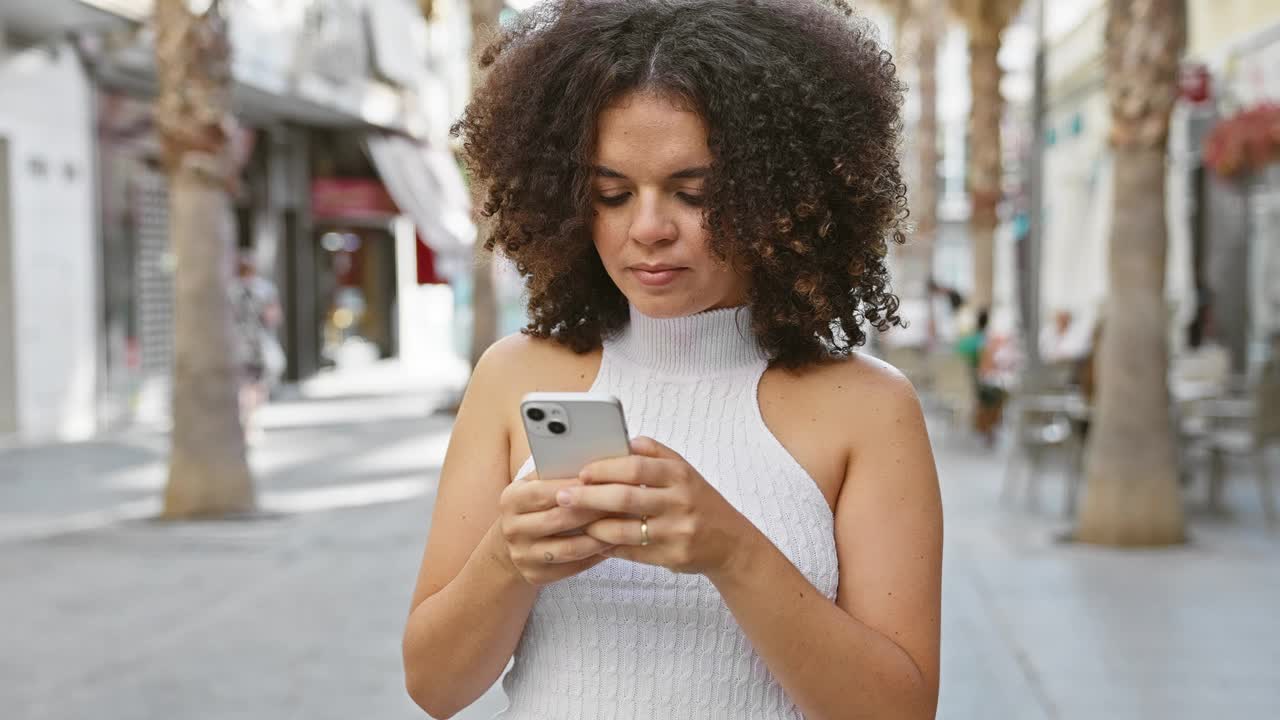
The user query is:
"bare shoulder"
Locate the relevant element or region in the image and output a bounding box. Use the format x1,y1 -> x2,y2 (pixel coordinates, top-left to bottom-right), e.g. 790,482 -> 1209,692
472,331 -> 603,403
830,352 -> 921,420
776,351 -> 923,430
816,354 -> 936,506
787,353 -> 930,467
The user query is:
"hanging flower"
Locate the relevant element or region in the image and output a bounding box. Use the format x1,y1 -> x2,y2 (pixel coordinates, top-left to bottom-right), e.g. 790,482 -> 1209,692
1203,102 -> 1280,181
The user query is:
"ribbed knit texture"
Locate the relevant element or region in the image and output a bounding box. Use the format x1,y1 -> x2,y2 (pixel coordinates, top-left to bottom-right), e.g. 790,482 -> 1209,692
499,306 -> 839,720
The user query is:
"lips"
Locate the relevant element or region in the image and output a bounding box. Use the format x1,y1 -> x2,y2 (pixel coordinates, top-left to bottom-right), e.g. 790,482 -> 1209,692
629,265 -> 686,287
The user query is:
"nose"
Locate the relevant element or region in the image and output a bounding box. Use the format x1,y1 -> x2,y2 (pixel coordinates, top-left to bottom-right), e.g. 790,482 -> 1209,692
629,194 -> 677,247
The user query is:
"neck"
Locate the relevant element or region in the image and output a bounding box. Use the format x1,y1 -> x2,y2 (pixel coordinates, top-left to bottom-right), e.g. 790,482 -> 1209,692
609,305 -> 767,377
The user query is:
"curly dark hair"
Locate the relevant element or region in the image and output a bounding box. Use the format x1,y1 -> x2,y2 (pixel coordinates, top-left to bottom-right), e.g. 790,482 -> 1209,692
454,0 -> 908,368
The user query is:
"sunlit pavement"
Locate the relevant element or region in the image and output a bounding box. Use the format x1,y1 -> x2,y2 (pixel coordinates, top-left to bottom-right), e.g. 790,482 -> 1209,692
2,383 -> 1278,720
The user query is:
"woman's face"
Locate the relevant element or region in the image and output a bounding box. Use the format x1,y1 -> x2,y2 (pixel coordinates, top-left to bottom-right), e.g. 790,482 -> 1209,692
590,91 -> 748,318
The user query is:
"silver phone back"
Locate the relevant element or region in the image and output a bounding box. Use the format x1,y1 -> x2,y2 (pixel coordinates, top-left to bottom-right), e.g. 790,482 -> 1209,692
521,392 -> 631,479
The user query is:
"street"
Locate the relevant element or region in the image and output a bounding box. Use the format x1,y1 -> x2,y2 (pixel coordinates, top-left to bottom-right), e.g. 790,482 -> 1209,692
2,383 -> 1279,720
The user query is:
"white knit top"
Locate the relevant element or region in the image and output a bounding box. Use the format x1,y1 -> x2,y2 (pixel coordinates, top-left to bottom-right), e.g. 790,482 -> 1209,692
499,306 -> 839,719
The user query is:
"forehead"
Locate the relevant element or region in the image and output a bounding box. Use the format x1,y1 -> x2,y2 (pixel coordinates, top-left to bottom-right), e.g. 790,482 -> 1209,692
594,91 -> 711,171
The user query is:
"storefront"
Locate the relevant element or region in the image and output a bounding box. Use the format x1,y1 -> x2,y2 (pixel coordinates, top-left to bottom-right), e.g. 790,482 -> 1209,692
2,0 -> 476,436
94,85 -> 323,426
1191,18 -> 1280,373
306,128 -> 472,379
309,176 -> 405,371
81,0 -> 475,428
1222,27 -> 1280,366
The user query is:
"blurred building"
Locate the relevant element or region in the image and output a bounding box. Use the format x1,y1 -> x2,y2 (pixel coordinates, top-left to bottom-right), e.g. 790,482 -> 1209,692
878,10 -> 977,351
1183,0 -> 1280,372
1038,0 -> 1280,373
0,0 -> 476,442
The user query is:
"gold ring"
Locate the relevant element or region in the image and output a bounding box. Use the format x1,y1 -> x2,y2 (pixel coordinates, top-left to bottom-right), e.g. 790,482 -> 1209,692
640,516 -> 650,546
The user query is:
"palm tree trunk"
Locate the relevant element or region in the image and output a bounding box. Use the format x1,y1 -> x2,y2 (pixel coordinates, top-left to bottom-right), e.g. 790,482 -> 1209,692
1075,147 -> 1184,544
967,30 -> 1001,311
164,161 -> 255,517
1074,0 -> 1187,546
468,245 -> 499,368
154,0 -> 254,518
467,0 -> 505,369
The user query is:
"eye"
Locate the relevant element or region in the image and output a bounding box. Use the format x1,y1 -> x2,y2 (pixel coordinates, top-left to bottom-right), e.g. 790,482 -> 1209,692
596,193 -> 630,207
676,192 -> 705,207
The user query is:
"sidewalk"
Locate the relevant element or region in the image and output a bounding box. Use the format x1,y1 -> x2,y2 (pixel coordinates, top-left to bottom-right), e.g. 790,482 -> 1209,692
2,391 -> 1278,719
0,355 -> 468,540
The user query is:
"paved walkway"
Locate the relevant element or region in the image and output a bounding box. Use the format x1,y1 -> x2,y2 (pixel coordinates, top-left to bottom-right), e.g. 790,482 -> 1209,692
2,386 -> 1277,719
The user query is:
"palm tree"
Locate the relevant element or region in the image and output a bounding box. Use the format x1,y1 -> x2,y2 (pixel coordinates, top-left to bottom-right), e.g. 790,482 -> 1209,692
154,0 -> 255,518
1074,0 -> 1187,546
949,0 -> 1024,312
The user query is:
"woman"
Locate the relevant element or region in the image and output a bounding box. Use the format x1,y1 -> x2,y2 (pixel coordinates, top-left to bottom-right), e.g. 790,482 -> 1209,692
403,2 -> 942,718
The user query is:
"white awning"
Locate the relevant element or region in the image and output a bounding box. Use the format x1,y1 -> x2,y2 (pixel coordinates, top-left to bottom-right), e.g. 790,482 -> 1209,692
365,133 -> 475,262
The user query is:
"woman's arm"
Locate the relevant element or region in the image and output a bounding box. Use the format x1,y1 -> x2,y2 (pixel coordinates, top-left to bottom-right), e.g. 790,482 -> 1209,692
404,524 -> 536,718
402,336 -> 615,719
401,340 -> 538,719
709,372 -> 942,720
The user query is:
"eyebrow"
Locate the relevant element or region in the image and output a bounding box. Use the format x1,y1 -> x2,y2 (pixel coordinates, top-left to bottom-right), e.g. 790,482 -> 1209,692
593,165 -> 711,180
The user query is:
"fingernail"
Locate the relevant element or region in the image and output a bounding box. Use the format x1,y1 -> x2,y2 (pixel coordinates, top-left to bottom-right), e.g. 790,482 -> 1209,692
556,490 -> 573,506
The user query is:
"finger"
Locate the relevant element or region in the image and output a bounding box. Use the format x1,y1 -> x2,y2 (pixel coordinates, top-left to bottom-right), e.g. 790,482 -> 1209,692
579,454 -> 672,487
508,505 -> 613,539
582,516 -> 654,547
556,483 -> 667,516
629,436 -> 684,461
506,477 -> 584,513
598,545 -> 653,564
530,533 -> 616,565
533,553 -> 612,585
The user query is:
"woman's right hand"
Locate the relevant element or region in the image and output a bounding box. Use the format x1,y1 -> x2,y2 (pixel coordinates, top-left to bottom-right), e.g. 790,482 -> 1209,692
497,473 -> 616,586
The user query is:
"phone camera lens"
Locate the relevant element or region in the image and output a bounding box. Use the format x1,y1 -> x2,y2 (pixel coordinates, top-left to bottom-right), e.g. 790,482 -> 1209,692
547,421 -> 567,435
526,407 -> 546,422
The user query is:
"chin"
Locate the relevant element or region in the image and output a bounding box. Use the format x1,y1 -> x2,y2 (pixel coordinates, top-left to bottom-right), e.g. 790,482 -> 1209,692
623,291 -> 724,319
625,299 -> 679,319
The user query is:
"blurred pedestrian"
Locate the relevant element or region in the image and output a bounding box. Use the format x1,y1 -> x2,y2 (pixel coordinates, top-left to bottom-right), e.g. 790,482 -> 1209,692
955,309 -> 1007,446
230,251 -> 283,445
402,2 -> 942,719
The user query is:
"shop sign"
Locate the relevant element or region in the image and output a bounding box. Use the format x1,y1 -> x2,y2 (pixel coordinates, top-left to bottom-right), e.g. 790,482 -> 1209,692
311,177 -> 398,220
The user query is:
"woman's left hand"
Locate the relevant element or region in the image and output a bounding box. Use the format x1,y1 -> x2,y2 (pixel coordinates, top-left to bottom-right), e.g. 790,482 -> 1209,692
557,437 -> 756,578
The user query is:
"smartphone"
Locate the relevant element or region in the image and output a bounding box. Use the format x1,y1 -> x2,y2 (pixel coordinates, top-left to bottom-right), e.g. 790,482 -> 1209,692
520,392 -> 631,479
